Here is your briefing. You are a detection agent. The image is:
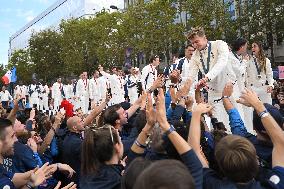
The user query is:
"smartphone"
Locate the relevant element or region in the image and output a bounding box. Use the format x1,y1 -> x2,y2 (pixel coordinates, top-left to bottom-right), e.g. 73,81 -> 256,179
153,89 -> 159,97
107,88 -> 112,98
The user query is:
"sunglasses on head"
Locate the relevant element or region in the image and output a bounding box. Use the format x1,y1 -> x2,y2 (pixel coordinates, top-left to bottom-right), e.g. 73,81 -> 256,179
91,125 -> 114,144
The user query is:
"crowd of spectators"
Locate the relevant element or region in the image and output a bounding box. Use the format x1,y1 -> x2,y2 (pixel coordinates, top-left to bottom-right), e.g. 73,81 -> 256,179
0,71 -> 283,189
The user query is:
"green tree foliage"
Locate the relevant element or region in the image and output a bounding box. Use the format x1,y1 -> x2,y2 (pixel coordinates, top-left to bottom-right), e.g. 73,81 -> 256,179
29,29 -> 64,82
9,0 -> 282,83
185,0 -> 236,43
7,49 -> 34,84
235,0 -> 284,65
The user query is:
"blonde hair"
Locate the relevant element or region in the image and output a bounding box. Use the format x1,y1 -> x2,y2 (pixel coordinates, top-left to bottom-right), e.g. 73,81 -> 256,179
254,41 -> 267,73
215,135 -> 258,182
187,27 -> 205,40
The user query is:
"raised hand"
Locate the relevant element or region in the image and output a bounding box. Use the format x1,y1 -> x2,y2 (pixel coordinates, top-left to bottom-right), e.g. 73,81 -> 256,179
30,108 -> 36,120
57,163 -> 76,178
54,112 -> 64,129
13,94 -> 21,108
29,163 -> 55,187
155,88 -> 169,131
169,70 -> 180,84
238,88 -> 262,108
267,86 -> 273,93
185,96 -> 194,110
152,75 -> 164,90
193,103 -> 213,115
222,82 -> 233,97
146,93 -> 156,126
54,181 -> 77,189
27,138 -> 38,153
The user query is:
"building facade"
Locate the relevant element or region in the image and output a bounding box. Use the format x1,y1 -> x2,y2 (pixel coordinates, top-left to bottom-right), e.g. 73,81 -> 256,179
8,0 -> 124,58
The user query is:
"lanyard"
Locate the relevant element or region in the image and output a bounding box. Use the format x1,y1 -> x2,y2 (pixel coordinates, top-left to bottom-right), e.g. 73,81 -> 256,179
233,52 -> 242,64
118,77 -> 123,89
150,65 -> 156,80
83,79 -> 88,90
200,43 -> 211,74
253,57 -> 261,76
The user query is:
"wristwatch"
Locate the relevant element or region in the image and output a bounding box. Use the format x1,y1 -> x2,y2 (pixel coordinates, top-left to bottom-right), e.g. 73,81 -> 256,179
165,125 -> 176,136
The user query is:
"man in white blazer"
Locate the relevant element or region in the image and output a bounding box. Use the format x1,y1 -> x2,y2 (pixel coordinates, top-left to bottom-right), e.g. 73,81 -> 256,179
187,27 -> 239,131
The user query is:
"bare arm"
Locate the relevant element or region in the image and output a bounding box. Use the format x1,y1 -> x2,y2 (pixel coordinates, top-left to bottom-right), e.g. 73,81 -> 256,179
83,100 -> 108,127
188,104 -> 212,168
12,171 -> 33,188
240,89 -> 284,168
7,96 -> 20,124
156,88 -> 192,155
131,93 -> 155,154
38,113 -> 63,154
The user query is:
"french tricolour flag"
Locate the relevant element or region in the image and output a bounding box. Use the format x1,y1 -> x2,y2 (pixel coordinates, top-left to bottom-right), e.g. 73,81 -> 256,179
1,67 -> 17,85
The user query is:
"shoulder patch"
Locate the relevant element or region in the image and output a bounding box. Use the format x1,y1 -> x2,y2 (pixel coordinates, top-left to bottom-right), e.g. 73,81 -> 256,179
269,175 -> 280,185
3,185 -> 11,189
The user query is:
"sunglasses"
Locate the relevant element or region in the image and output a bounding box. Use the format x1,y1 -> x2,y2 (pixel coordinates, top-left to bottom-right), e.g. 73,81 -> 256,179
91,125 -> 114,144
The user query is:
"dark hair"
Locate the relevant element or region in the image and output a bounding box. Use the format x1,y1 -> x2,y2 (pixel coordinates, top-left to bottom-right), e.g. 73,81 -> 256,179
215,135 -> 258,183
149,55 -> 159,63
16,130 -> 31,144
134,159 -> 195,189
132,110 -> 147,133
163,120 -> 188,160
36,115 -> 52,138
232,38 -> 247,52
185,44 -> 194,49
121,158 -> 152,189
253,103 -> 284,133
97,110 -> 105,127
0,118 -> 13,140
103,104 -> 121,126
81,126 -> 120,176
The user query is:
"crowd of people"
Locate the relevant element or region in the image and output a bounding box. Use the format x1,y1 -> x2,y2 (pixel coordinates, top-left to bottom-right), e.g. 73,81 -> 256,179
0,27 -> 283,189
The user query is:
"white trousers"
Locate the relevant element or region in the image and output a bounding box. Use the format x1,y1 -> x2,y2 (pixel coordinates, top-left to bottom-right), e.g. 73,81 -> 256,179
79,94 -> 89,114
128,88 -> 138,104
39,96 -> 49,111
53,97 -> 62,111
29,97 -> 39,109
209,84 -> 243,133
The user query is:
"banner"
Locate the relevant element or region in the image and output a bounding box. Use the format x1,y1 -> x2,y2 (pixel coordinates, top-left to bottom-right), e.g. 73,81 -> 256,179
278,66 -> 284,79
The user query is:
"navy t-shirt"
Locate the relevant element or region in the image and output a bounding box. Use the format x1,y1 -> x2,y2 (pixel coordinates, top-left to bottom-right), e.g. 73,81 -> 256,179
0,164 -> 16,189
203,166 -> 284,189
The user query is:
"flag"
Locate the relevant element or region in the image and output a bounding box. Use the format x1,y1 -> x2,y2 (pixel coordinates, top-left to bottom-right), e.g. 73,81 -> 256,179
1,66 -> 17,85
1,70 -> 12,85
11,66 -> 17,83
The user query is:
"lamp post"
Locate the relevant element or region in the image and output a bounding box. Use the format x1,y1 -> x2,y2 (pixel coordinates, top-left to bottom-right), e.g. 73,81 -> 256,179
110,5 -> 119,10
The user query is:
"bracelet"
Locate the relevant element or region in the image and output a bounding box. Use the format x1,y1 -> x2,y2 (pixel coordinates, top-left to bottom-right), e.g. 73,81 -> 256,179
261,112 -> 270,118
56,163 -> 59,171
164,125 -> 176,136
222,96 -> 230,99
258,109 -> 268,117
26,181 -> 34,189
258,109 -> 269,118
135,140 -> 147,149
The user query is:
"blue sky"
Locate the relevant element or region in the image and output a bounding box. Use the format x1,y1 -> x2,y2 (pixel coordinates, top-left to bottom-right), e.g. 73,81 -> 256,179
0,0 -> 56,66
0,0 -> 124,67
